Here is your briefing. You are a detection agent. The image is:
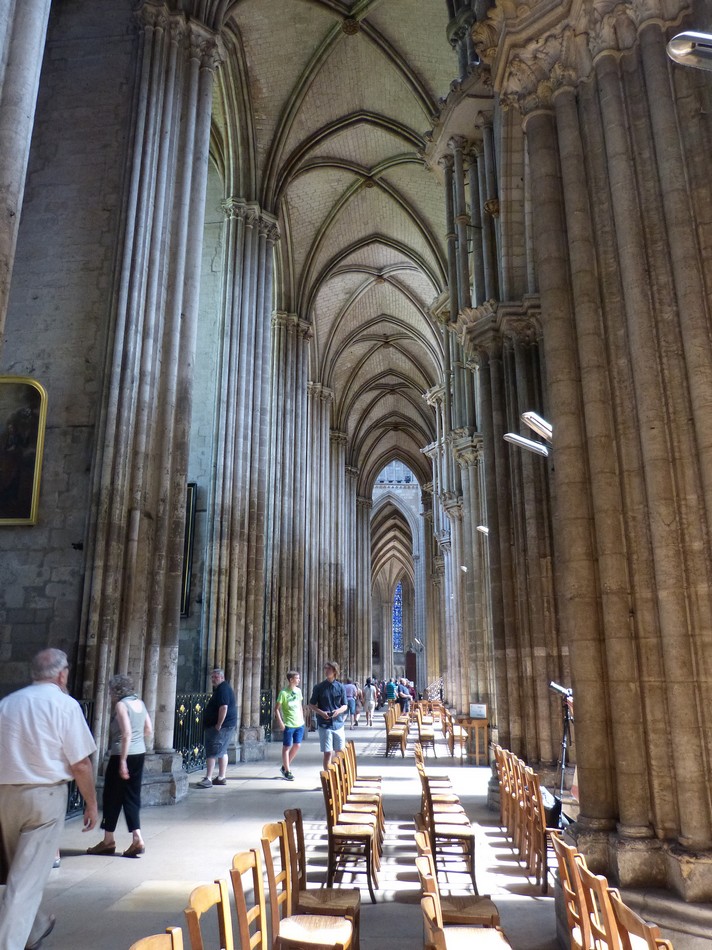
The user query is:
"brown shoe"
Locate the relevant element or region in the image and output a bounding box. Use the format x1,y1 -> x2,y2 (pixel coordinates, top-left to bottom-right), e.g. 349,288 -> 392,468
123,842 -> 145,858
87,841 -> 116,856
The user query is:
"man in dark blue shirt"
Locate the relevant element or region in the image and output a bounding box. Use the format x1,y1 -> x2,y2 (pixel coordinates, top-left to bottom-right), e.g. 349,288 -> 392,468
197,668 -> 237,788
308,661 -> 347,769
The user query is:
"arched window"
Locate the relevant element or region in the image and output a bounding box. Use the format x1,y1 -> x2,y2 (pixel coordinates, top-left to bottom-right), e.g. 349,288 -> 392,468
392,581 -> 403,653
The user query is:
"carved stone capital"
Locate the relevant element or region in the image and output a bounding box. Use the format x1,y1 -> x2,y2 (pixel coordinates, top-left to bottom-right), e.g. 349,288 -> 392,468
330,429 -> 348,446
483,197 -> 500,218
453,433 -> 484,468
356,496 -> 373,511
448,135 -> 469,153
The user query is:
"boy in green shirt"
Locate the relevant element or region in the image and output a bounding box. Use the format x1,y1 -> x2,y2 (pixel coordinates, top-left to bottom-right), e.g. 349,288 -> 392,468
275,671 -> 305,781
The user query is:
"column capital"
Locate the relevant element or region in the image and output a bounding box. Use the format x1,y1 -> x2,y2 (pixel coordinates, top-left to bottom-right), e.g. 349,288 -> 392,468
448,135 -> 469,153
330,429 -> 348,446
271,311 -> 313,340
452,433 -> 484,468
346,465 -> 359,480
307,382 -> 334,403
356,496 -> 373,511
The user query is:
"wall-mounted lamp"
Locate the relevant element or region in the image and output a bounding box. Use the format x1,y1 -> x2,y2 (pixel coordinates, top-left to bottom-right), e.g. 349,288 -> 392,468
667,31 -> 712,71
521,411 -> 552,443
503,432 -> 550,457
476,525 -> 489,535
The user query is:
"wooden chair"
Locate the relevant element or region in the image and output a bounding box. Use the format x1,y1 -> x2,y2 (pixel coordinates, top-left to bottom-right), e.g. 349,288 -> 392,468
525,766 -> 556,893
129,928 -> 184,950
344,741 -> 382,788
443,711 -> 467,759
332,754 -> 384,841
327,763 -> 383,856
230,850 -> 269,950
607,888 -> 674,950
261,821 -> 354,950
417,706 -> 438,757
384,705 -> 408,757
415,853 -> 500,926
420,768 -> 478,890
577,861 -> 620,950
414,744 -> 452,789
183,879 -> 234,950
320,769 -> 379,903
549,832 -> 592,950
283,809 -> 361,950
420,893 -> 513,950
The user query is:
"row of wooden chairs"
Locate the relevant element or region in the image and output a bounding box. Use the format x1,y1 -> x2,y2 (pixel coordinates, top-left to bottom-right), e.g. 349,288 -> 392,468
551,832 -> 673,950
129,807 -> 360,950
413,806 -> 511,950
319,741 -> 383,903
492,744 -> 553,892
414,743 -> 478,890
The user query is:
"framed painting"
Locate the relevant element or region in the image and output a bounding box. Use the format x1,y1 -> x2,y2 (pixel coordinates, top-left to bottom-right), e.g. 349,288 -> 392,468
0,377 -> 48,525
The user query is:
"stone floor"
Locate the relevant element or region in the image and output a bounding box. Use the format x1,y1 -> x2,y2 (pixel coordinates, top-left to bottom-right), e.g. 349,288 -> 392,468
48,716 -> 559,950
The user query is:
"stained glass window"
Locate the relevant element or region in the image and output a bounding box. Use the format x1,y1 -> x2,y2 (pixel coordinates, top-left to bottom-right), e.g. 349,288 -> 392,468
392,581 -> 403,653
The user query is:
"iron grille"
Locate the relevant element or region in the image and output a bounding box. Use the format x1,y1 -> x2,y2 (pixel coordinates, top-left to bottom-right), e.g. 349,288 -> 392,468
66,698 -> 94,818
260,689 -> 272,743
174,692 -> 211,772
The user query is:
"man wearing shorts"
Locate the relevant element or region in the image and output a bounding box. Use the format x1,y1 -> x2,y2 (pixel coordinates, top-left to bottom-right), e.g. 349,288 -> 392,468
197,668 -> 237,788
275,670 -> 305,781
308,661 -> 347,769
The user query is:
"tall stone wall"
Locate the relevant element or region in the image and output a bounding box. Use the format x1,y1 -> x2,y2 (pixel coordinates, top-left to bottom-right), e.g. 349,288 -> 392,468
0,0 -> 137,695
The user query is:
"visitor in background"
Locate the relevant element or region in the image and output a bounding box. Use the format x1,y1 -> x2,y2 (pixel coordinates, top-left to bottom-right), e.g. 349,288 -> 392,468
362,678 -> 377,726
275,670 -> 304,781
197,668 -> 237,788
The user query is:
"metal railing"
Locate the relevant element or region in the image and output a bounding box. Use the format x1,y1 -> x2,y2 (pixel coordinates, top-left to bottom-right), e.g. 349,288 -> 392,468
174,692 -> 211,772
66,698 -> 94,818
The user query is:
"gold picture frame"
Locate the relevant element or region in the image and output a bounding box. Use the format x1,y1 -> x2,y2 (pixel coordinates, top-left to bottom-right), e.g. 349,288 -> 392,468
0,377 -> 48,525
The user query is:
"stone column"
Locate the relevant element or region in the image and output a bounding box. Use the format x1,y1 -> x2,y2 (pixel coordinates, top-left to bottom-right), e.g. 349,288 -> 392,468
330,430 -> 348,668
449,136 -> 472,312
345,466 -> 358,677
266,313 -> 311,693
79,6 -> 222,779
0,0 -> 52,341
552,79 -> 652,839
200,200 -> 278,759
355,496 -> 372,680
478,113 -> 499,301
595,45 -> 712,852
305,384 -> 334,681
523,103 -> 615,825
468,151 -> 486,308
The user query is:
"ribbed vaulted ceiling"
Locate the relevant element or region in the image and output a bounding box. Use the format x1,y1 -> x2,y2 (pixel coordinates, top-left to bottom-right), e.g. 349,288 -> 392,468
223,0 -> 453,492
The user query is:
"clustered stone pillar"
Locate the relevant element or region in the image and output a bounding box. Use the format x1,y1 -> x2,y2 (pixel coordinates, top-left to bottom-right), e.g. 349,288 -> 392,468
0,0 -> 53,340
355,495 -> 372,679
265,312 -> 310,695
305,383 -> 335,685
201,199 -> 278,759
475,0 -> 712,895
79,3 -> 221,787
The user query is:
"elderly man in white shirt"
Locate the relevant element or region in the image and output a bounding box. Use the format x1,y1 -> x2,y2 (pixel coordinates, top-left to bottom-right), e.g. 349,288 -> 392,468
0,648 -> 98,950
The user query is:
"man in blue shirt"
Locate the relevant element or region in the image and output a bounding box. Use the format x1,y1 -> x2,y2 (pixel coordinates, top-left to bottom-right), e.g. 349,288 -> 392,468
197,668 -> 237,788
308,661 -> 347,769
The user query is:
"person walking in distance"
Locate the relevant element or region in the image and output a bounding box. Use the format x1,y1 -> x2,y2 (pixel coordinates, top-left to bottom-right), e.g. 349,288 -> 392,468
275,671 -> 305,781
308,661 -> 347,769
0,648 -> 98,950
343,678 -> 357,727
197,668 -> 237,788
362,678 -> 377,727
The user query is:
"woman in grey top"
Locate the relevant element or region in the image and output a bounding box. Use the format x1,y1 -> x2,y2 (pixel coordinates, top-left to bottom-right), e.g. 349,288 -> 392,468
87,674 -> 152,858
